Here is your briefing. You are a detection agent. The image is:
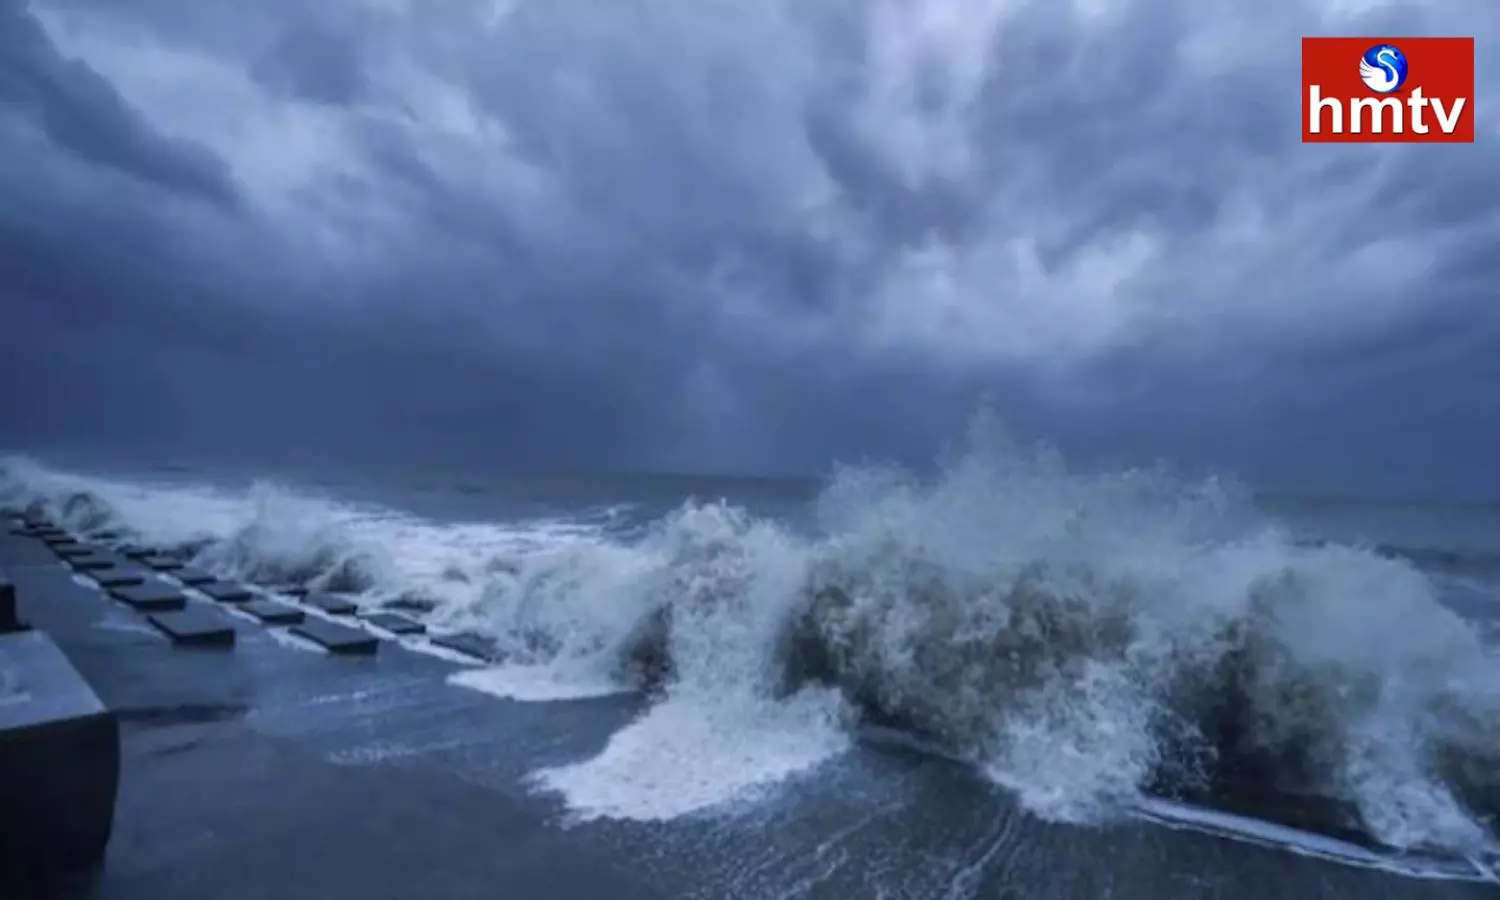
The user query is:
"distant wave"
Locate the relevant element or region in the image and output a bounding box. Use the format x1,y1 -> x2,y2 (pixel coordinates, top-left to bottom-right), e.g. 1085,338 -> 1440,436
1376,545 -> 1500,578
1291,536 -> 1500,578
5,428 -> 1500,855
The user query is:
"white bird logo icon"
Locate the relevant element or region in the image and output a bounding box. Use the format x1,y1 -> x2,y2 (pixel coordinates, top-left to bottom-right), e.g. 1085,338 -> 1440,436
1359,47 -> 1403,93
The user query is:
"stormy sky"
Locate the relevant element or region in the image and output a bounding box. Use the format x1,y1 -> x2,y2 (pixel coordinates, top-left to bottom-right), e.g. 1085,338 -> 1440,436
1,0 -> 1496,497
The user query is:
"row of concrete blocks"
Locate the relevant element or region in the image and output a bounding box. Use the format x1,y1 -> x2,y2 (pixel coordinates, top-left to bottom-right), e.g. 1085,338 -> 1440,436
11,518 -> 501,661
18,520 -> 383,654
0,510 -> 492,889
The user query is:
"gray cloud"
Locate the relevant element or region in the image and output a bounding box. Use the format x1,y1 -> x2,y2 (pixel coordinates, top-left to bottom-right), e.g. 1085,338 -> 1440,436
249,18 -> 367,106
2,0 -> 1498,497
0,0 -> 237,205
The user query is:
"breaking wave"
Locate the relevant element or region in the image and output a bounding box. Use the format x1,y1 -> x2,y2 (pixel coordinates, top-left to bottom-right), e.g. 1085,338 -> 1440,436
4,426 -> 1500,853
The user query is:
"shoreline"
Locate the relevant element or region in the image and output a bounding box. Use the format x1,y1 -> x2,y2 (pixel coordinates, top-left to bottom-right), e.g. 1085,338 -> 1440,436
1,522 -> 1496,898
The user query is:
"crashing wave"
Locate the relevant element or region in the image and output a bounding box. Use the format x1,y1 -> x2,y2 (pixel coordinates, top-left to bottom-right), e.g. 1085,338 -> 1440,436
4,428 -> 1500,853
0,456 -> 389,592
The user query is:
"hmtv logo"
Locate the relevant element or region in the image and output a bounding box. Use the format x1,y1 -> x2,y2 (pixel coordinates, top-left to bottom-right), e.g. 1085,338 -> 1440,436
1303,37 -> 1474,142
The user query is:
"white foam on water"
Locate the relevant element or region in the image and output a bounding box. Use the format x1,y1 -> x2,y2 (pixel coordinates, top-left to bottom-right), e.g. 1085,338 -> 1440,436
327,737 -> 471,767
0,454 -> 604,627
93,617 -> 160,637
410,641 -> 491,667
1133,797 -> 1500,883
449,663 -> 630,702
263,626 -> 326,654
10,420 -> 1500,857
531,688 -> 851,823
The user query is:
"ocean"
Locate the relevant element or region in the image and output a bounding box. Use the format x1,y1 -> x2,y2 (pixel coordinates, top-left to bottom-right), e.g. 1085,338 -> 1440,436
4,434 -> 1500,896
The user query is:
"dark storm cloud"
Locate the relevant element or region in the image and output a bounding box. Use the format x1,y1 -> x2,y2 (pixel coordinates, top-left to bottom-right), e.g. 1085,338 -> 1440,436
249,18 -> 368,105
0,0 -> 236,205
3,0 -> 1499,495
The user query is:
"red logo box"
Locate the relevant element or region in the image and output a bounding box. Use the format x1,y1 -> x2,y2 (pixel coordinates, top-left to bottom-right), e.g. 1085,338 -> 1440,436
1303,37 -> 1474,143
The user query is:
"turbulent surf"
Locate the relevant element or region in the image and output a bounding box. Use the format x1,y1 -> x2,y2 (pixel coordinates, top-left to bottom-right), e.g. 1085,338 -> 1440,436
4,426 -> 1500,855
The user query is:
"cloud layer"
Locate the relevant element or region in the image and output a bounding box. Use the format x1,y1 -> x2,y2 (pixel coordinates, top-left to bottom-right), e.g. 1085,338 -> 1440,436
2,0 -> 1496,494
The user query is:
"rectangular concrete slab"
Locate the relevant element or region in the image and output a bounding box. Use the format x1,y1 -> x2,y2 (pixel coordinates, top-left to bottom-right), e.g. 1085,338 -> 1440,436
69,555 -> 118,572
197,582 -> 253,604
148,607 -> 236,647
270,584 -> 310,598
242,599 -> 305,625
141,555 -> 185,571
110,582 -> 187,612
0,630 -> 120,876
173,567 -> 217,586
305,593 -> 358,615
90,568 -> 149,589
431,632 -> 498,661
52,544 -> 96,559
118,545 -> 158,559
290,619 -> 379,655
362,612 -> 426,635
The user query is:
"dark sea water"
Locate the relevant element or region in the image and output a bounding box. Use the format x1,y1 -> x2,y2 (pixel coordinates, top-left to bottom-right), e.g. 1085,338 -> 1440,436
5,438 -> 1500,895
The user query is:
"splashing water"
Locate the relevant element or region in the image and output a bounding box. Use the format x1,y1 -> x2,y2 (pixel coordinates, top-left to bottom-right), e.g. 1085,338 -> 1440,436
5,427 -> 1500,850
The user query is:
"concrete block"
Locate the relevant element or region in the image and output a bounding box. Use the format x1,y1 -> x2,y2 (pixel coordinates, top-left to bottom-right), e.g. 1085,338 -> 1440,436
141,555 -> 184,571
148,608 -> 236,647
196,582 -> 252,604
304,593 -> 358,616
271,584 -> 310,598
118,545 -> 158,560
173,567 -> 217,586
110,583 -> 186,612
69,555 -> 118,572
362,612 -> 425,635
90,569 -> 148,589
0,574 -> 18,633
431,632 -> 498,661
53,544 -> 99,560
0,630 -> 120,877
290,619 -> 379,656
242,599 -> 304,626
